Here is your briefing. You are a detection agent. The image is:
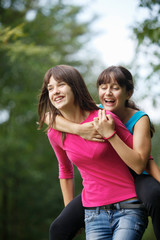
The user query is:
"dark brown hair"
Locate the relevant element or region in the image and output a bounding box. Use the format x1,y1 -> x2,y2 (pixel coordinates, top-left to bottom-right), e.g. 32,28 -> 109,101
38,65 -> 99,130
97,66 -> 155,137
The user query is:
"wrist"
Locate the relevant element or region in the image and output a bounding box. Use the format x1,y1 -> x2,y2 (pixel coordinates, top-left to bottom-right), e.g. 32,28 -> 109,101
76,124 -> 83,135
104,130 -> 116,140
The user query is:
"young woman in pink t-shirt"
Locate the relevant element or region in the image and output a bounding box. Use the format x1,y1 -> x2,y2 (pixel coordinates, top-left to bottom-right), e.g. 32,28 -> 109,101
38,65 -> 148,240
47,66 -> 160,240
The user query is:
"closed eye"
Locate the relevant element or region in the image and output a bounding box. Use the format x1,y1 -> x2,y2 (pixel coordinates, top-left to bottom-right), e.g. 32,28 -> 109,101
48,87 -> 53,91
58,83 -> 65,86
113,87 -> 119,90
100,85 -> 107,90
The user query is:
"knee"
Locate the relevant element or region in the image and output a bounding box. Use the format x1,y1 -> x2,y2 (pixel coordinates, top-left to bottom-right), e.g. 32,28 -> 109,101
135,175 -> 160,209
49,219 -> 61,240
148,185 -> 160,209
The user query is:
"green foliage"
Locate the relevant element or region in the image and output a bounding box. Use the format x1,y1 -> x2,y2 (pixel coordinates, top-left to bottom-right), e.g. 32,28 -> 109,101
151,123 -> 160,166
142,217 -> 156,240
132,0 -> 160,104
1,0 -> 159,239
134,0 -> 160,47
0,0 -> 98,239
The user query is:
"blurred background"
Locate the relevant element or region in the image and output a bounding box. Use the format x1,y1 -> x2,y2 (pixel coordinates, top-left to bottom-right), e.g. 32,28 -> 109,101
0,0 -> 160,239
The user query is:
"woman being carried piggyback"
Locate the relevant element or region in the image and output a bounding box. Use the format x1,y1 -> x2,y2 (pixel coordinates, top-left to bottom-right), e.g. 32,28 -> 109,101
38,65 -> 148,240
46,66 -> 160,240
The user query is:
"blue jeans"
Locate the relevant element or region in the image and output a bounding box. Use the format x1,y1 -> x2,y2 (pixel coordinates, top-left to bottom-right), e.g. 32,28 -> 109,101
85,207 -> 148,240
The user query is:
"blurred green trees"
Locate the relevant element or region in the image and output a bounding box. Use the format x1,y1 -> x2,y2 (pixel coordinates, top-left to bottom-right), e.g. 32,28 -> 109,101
132,0 -> 160,105
0,0 -> 97,239
0,0 -> 160,239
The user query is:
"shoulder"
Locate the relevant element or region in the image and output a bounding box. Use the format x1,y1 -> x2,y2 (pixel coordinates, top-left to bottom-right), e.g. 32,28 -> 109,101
47,127 -> 61,145
126,110 -> 148,123
133,111 -> 150,127
88,110 -> 99,118
132,111 -> 151,136
125,110 -> 150,133
133,110 -> 148,119
134,114 -> 150,130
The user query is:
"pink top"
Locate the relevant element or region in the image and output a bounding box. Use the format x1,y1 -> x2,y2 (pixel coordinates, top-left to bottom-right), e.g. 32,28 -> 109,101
48,110 -> 137,207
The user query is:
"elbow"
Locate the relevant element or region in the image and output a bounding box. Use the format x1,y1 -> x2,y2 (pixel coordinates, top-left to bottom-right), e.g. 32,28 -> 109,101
134,162 -> 147,175
133,153 -> 148,175
134,168 -> 144,175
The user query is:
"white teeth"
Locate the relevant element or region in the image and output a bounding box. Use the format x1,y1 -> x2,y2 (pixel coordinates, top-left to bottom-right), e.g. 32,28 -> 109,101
105,99 -> 114,102
55,97 -> 63,101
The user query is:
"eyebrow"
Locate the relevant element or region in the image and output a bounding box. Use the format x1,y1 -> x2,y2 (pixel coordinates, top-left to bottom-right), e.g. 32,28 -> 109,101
100,82 -> 118,85
47,84 -> 53,89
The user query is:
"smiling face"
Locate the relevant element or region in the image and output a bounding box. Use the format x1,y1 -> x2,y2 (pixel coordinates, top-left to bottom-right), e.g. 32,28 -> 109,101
98,78 -> 131,114
97,66 -> 133,115
48,76 -> 75,112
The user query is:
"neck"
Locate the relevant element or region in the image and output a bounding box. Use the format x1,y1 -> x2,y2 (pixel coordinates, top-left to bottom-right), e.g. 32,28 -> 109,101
114,107 -> 136,124
60,106 -> 89,124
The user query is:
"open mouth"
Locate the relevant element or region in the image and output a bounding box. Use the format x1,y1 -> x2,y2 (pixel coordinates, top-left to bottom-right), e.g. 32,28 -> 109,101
104,99 -> 115,104
54,96 -> 64,103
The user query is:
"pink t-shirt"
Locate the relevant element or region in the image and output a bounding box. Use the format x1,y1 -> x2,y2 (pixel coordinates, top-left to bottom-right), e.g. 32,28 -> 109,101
48,110 -> 137,207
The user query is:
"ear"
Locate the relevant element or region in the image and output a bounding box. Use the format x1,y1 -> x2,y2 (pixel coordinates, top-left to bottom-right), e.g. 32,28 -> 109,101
127,90 -> 133,100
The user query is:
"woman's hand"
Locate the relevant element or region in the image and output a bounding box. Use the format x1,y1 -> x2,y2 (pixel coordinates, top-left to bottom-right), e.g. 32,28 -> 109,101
78,121 -> 104,142
93,109 -> 115,138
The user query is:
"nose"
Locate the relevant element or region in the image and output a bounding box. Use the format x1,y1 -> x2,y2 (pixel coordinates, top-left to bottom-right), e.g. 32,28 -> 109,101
104,87 -> 112,95
53,86 -> 60,95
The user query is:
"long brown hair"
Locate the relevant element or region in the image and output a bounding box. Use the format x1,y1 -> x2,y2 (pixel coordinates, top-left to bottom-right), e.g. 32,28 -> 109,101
97,66 -> 155,137
38,65 -> 99,130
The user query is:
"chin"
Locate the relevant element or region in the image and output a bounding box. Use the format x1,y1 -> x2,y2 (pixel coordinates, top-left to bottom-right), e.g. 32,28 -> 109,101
103,105 -> 114,111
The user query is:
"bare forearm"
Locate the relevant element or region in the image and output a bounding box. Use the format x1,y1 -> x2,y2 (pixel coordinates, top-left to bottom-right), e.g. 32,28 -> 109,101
93,110 -> 150,174
54,116 -> 79,134
108,134 -> 148,174
60,178 -> 74,206
54,116 -> 104,141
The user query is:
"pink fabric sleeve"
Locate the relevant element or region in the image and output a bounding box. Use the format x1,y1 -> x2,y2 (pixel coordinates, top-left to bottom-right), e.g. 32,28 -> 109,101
49,136 -> 74,179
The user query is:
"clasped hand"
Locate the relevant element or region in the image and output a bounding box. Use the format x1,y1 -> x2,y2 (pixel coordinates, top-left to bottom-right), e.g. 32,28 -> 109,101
93,109 -> 115,139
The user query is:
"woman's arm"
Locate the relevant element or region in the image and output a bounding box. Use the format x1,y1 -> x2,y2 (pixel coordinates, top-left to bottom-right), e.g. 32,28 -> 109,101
48,131 -> 75,206
132,116 -> 160,181
60,178 -> 75,206
94,110 -> 150,174
45,113 -> 104,142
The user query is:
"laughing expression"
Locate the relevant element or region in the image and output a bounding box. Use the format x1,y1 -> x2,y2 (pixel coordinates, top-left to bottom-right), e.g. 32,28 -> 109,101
98,79 -> 130,114
48,76 -> 75,111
